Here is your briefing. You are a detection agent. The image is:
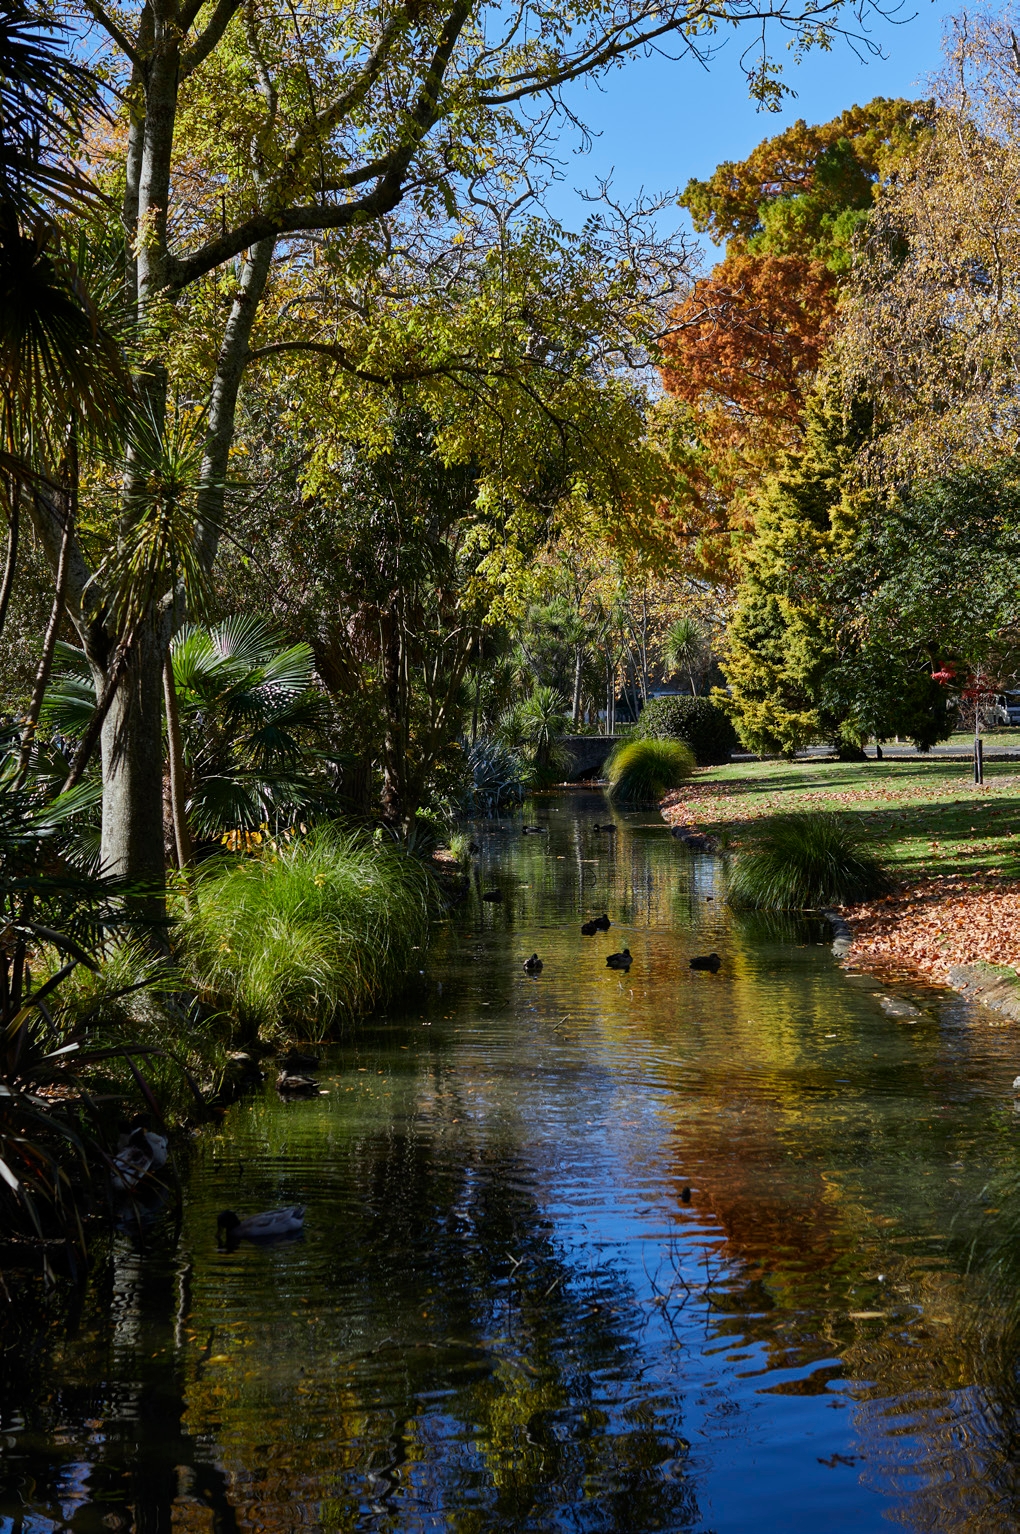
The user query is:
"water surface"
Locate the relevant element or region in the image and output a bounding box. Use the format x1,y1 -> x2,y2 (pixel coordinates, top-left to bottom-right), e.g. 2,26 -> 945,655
5,790 -> 1020,1532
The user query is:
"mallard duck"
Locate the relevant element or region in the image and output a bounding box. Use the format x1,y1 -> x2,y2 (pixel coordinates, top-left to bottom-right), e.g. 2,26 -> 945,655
606,948 -> 632,969
276,1071 -> 320,1097
523,953 -> 543,974
593,913 -> 611,931
217,1206 -> 305,1242
482,888 -> 503,902
581,919 -> 598,936
522,825 -> 545,835
689,952 -> 721,973
593,823 -> 617,833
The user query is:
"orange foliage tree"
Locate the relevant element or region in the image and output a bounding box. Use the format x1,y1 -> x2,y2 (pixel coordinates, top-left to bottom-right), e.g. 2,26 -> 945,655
656,98 -> 932,574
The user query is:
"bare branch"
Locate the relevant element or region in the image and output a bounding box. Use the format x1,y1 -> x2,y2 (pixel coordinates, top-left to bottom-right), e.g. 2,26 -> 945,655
80,0 -> 143,69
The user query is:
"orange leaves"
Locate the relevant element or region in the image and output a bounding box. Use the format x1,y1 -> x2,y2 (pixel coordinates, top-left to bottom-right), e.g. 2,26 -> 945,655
661,254 -> 838,433
846,876 -> 1020,981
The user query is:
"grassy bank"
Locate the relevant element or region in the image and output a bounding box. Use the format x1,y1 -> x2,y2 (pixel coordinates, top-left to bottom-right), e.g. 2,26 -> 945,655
662,758 -> 1020,981
178,827 -> 436,1041
662,757 -> 1020,883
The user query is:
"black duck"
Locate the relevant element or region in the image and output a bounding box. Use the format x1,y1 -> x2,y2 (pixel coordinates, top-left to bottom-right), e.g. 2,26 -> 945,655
689,952 -> 721,973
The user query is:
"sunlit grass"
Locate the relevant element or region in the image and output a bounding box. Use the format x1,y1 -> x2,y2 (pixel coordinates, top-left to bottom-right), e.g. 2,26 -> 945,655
178,826 -> 435,1039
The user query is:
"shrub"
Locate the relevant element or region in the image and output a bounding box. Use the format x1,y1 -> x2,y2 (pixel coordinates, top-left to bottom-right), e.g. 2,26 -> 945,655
463,736 -> 526,816
727,812 -> 891,910
637,695 -> 739,765
605,738 -> 696,804
178,826 -> 434,1039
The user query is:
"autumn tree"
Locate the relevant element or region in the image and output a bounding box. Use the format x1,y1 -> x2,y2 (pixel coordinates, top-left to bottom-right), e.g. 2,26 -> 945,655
13,0 -> 903,895
838,10 -> 1020,477
657,97 -> 932,564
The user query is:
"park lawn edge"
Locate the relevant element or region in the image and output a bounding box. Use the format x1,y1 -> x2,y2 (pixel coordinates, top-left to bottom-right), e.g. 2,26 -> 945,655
660,755 -> 1020,995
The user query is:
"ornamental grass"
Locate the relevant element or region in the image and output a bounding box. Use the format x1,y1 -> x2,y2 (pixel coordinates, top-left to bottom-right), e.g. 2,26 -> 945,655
727,811 -> 891,910
605,738 -> 696,804
179,826 -> 434,1039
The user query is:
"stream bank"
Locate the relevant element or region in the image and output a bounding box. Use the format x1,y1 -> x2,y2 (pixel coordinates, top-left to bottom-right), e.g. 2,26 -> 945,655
6,790 -> 1020,1531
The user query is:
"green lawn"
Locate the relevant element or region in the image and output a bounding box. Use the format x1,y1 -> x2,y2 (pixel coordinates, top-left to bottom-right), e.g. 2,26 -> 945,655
666,757 -> 1020,884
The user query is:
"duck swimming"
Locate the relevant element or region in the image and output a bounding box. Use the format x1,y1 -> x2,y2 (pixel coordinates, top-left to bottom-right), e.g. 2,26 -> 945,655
482,889 -> 503,902
593,913 -> 611,931
593,823 -> 617,833
581,920 -> 598,936
276,1071 -> 320,1097
523,953 -> 543,974
522,825 -> 545,835
606,948 -> 632,970
689,952 -> 722,973
217,1206 -> 305,1242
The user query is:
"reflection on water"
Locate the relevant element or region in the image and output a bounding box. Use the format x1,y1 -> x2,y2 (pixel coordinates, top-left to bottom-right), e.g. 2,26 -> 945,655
6,790 -> 1020,1531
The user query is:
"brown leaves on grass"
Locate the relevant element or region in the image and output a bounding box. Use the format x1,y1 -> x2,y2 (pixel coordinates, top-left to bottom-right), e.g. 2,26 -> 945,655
845,876 -> 1020,981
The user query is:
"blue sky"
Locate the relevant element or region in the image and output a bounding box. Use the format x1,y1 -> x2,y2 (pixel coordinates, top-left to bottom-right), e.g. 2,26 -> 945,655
543,0 -> 956,244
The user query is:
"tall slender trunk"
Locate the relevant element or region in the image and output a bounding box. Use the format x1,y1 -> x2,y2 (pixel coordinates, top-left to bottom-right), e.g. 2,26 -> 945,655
572,646 -> 582,725
15,442 -> 76,783
98,239 -> 274,886
379,609 -> 408,830
100,613 -> 171,887
0,477 -> 18,646
163,651 -> 192,872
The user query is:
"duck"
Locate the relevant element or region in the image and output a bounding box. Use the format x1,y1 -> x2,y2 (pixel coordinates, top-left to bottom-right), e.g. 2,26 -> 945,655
593,823 -> 617,833
522,825 -> 545,835
581,919 -> 598,937
110,1126 -> 168,1191
276,1071 -> 320,1097
118,1124 -> 168,1169
482,888 -> 503,902
217,1206 -> 305,1242
523,953 -> 543,974
689,952 -> 722,973
606,948 -> 632,970
593,913 -> 611,931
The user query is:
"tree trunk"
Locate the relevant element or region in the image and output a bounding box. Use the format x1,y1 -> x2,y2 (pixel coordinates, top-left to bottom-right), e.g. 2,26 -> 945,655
163,651 -> 192,872
0,479 -> 18,646
572,646 -> 582,725
99,613 -> 171,890
379,610 -> 407,830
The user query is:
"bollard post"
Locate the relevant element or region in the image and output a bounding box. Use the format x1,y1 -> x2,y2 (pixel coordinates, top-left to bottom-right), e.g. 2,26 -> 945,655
974,736 -> 984,784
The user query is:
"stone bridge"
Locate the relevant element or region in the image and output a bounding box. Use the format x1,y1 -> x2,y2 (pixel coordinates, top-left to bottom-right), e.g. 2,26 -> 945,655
557,735 -> 617,781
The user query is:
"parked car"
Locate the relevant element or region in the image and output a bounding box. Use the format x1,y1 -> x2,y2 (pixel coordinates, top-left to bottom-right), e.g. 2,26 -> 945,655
991,693 -> 1020,726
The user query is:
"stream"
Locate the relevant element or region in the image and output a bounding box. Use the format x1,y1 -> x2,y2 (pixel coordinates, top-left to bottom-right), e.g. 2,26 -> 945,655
5,788 -> 1020,1532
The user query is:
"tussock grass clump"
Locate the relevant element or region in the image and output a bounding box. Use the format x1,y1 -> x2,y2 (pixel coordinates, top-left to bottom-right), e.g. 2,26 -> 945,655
605,738 -> 696,804
727,812 -> 890,910
179,827 -> 434,1039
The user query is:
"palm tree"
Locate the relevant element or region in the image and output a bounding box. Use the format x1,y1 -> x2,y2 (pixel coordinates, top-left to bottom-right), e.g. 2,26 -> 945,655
663,616 -> 709,696
42,619 -> 325,860
513,685 -> 571,782
0,4 -> 100,219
